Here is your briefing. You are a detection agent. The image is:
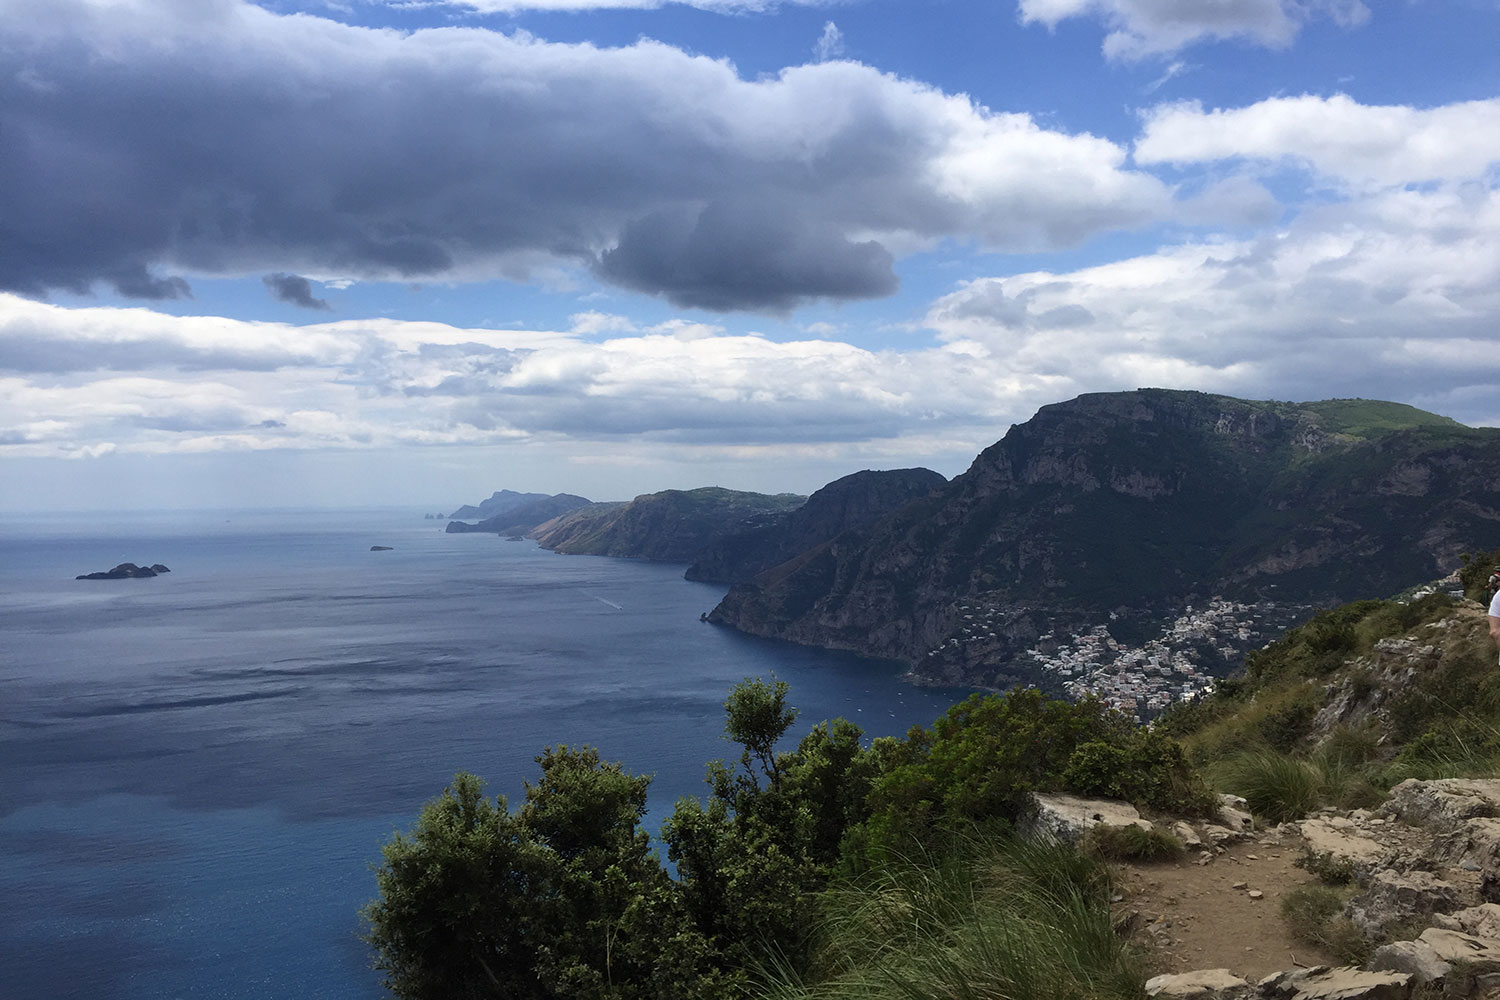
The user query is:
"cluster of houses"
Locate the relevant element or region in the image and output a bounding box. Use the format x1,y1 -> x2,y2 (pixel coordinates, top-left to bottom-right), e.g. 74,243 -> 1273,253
1025,598 -> 1305,721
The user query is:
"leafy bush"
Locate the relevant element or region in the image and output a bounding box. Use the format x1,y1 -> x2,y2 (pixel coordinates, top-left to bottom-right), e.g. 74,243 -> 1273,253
365,757 -> 718,1000
859,689 -> 1214,861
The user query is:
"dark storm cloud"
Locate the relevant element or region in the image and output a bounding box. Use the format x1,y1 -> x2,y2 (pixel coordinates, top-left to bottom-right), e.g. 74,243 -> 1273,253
0,0 -> 1167,312
262,274 -> 330,311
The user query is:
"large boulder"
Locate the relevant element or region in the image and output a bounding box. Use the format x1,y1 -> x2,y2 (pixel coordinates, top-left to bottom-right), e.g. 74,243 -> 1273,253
1020,793 -> 1152,844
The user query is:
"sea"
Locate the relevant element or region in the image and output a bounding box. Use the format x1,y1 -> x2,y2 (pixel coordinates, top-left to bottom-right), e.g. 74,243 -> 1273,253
0,509 -> 970,1000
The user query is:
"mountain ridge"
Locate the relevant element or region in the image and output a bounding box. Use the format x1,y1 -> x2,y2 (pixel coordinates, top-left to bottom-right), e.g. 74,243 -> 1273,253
708,389 -> 1500,687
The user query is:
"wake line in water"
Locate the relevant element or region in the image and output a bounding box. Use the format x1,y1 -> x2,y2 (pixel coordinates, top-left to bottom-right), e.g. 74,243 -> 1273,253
52,687 -> 304,719
591,596 -> 623,610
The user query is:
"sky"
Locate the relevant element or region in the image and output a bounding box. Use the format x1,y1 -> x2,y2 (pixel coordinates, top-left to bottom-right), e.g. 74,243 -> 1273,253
2,0 -> 1498,510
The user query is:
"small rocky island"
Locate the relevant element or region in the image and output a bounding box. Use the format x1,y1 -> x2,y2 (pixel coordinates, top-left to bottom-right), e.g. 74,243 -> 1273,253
76,563 -> 171,580
370,545 -> 394,551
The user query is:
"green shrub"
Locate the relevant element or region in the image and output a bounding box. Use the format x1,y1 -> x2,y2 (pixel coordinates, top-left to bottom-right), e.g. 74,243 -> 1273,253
1294,850 -> 1356,886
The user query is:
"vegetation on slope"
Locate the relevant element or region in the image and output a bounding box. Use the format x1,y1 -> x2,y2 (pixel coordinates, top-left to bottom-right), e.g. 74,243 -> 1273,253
365,680 -> 1206,999
1157,547 -> 1500,822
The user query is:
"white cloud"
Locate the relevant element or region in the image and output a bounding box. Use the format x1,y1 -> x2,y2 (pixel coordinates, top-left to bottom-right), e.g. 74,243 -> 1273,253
1137,95 -> 1500,189
924,184 -> 1500,419
1018,0 -> 1369,59
814,20 -> 845,62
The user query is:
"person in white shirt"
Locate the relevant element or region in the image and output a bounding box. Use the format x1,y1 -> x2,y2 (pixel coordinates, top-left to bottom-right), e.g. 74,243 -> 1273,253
1490,584 -> 1500,663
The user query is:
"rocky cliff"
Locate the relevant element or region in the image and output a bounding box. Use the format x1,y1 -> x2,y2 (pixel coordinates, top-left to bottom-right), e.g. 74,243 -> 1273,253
709,390 -> 1500,686
529,487 -> 806,564
684,468 -> 946,584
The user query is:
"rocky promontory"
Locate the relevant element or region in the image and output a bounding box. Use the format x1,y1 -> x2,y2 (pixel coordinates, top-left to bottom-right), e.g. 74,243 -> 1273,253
529,487 -> 806,564
76,562 -> 170,580
445,493 -> 592,535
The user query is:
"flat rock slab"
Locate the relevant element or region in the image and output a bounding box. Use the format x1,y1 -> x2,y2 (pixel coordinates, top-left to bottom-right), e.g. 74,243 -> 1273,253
1146,968 -> 1252,998
1300,819 -> 1384,863
1416,927 -> 1500,969
1023,793 -> 1151,844
1259,966 -> 1411,1000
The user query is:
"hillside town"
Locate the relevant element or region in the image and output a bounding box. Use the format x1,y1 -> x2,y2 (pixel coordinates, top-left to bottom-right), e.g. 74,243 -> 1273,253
1026,599 -> 1309,719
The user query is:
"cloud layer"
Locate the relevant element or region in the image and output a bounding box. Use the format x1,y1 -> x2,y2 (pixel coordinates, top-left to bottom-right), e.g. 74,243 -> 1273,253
0,0 -> 1167,312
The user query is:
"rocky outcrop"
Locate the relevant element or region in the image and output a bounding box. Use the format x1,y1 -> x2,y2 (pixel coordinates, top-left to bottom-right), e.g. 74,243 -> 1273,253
683,468 -> 945,584
529,488 -> 806,565
707,390 -> 1500,686
1020,793 -> 1154,844
76,562 -> 169,579
1147,969 -> 1255,998
445,493 -> 592,535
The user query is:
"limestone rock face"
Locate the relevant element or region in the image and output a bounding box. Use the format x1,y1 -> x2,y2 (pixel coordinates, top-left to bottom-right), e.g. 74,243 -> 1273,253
1383,779 -> 1500,831
1145,968 -> 1253,998
1020,793 -> 1151,845
1347,869 -> 1462,939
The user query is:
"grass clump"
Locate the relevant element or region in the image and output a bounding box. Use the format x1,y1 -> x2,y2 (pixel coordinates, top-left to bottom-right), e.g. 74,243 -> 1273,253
1082,824 -> 1185,863
1211,749 -> 1324,823
767,836 -> 1145,1000
1279,885 -> 1369,965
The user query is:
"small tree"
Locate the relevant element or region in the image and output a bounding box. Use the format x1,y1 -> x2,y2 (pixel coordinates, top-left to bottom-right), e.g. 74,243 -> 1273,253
365,751 -> 715,1000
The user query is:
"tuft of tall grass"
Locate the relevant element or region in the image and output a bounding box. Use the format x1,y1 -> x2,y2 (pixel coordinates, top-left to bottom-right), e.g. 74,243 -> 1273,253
763,836 -> 1145,1000
1211,749 -> 1324,824
1082,824 -> 1185,863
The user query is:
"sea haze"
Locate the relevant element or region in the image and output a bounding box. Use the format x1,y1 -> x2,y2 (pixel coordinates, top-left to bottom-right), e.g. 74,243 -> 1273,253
0,509 -> 967,1000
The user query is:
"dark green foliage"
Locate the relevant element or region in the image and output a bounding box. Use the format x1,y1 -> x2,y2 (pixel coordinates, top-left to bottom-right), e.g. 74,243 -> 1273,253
662,682 -> 882,981
369,679 -> 1222,996
859,690 -> 1213,860
364,756 -> 716,1000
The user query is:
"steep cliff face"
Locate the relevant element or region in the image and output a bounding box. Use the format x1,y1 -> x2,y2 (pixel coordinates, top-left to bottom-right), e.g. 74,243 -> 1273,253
529,487 -> 805,564
709,390 -> 1500,680
684,468 -> 946,584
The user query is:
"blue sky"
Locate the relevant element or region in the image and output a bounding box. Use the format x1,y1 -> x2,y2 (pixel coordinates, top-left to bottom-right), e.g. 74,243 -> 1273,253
2,0 -> 1498,509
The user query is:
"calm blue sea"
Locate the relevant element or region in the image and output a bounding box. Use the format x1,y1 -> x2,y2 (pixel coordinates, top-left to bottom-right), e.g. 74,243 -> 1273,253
0,509 -> 968,1000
